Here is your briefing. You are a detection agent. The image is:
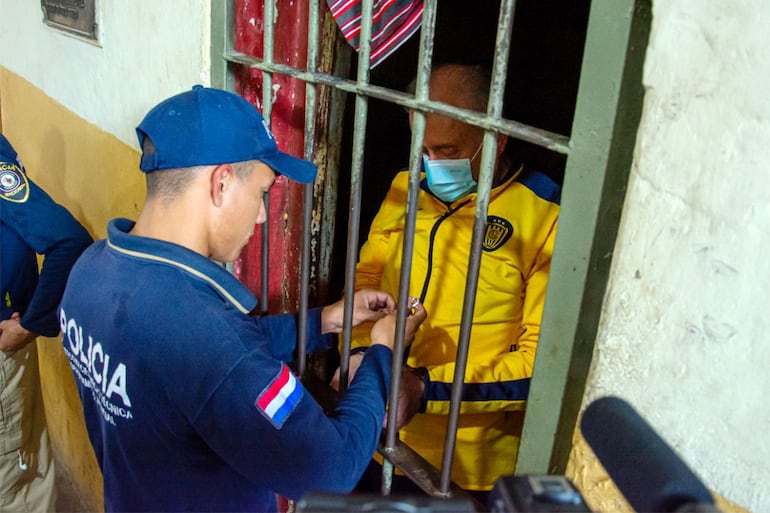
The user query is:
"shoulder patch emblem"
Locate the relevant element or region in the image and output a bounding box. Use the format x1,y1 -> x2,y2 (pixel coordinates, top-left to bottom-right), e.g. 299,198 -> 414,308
483,215 -> 514,252
0,162 -> 29,203
255,364 -> 302,429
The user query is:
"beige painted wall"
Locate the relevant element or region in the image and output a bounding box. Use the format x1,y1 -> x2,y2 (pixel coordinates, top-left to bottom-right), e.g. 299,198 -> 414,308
0,68 -> 144,510
0,71 -> 144,238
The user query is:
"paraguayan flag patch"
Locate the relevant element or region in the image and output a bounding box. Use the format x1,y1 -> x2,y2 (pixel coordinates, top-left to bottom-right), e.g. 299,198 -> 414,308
255,364 -> 302,429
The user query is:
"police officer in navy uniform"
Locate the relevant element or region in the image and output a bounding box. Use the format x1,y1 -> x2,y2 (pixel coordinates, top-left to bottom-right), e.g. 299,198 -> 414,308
57,86 -> 427,513
0,133 -> 93,512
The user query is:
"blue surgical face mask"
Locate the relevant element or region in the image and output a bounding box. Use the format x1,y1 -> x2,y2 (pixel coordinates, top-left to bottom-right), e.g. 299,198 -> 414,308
423,144 -> 482,202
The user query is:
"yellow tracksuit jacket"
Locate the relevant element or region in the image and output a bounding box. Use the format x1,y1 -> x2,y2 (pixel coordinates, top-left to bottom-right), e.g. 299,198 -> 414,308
351,167 -> 560,490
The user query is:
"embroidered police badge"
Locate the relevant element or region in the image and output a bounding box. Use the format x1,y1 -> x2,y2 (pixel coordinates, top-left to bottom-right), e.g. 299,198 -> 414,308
0,162 -> 29,203
483,215 -> 513,252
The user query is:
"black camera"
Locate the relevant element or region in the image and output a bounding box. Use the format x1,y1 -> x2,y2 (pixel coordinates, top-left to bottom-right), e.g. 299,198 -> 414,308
488,475 -> 590,512
298,475 -> 589,513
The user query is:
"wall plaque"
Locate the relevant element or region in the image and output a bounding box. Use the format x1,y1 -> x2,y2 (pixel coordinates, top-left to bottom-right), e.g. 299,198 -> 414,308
41,0 -> 98,42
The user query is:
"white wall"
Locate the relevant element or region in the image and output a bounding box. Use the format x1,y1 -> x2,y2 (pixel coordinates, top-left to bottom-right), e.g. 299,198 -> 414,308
585,1 -> 770,511
0,0 -> 211,147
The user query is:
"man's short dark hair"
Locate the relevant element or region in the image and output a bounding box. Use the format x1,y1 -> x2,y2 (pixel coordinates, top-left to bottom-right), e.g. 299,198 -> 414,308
143,137 -> 255,201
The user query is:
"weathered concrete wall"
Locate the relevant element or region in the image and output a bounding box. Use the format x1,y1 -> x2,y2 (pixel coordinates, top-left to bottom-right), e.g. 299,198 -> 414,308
570,1 -> 769,512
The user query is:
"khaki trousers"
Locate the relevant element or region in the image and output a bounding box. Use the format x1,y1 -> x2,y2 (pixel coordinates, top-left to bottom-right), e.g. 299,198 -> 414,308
0,342 -> 56,513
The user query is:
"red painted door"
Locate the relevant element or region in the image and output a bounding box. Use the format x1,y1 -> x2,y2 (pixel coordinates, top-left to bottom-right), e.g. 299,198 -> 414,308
233,0 -> 311,313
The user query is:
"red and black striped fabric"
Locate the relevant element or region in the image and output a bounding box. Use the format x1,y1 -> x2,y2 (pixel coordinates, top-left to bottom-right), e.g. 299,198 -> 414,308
327,0 -> 423,68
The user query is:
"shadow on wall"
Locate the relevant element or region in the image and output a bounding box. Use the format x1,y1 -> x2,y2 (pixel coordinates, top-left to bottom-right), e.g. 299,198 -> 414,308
329,0 -> 591,298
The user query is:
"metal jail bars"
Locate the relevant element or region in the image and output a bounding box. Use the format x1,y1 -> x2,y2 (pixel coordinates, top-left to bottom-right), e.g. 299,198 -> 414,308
210,0 -> 570,505
211,0 -> 653,506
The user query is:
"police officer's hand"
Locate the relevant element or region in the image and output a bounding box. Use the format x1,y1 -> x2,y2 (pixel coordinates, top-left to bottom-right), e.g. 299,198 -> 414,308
351,289 -> 397,326
0,313 -> 38,353
321,289 -> 396,334
370,299 -> 427,350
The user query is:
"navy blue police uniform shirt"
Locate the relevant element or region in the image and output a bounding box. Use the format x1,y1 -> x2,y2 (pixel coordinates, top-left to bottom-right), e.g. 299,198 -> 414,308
0,134 -> 92,334
58,218 -> 393,513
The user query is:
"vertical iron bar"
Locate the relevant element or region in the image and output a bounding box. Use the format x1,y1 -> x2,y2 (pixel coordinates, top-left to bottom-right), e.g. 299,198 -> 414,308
380,0 -> 437,496
383,0 -> 436,448
213,0 -> 238,275
298,0 -> 321,376
339,0 -> 374,393
209,0 -> 235,92
260,0 -> 276,315
438,0 -> 517,494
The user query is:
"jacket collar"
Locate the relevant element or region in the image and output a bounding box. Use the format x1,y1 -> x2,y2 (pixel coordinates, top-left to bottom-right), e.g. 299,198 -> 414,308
105,218 -> 258,314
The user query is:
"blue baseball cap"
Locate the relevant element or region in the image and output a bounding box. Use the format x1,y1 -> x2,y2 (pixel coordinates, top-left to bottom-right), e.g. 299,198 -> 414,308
135,85 -> 317,183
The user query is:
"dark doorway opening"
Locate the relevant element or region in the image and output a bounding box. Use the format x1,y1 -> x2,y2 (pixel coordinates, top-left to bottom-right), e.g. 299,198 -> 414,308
329,0 -> 591,299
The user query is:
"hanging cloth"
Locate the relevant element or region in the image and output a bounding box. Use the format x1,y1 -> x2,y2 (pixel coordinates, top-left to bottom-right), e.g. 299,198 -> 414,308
327,0 -> 423,68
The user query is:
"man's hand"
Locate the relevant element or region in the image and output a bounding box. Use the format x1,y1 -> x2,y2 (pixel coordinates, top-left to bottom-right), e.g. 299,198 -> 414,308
330,352 -> 364,391
321,289 -> 396,334
0,313 -> 38,353
385,366 -> 426,430
330,297 -> 427,389
370,298 -> 427,350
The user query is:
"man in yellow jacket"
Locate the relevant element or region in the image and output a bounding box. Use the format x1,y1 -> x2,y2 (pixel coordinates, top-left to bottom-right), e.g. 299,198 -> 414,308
343,63 -> 561,502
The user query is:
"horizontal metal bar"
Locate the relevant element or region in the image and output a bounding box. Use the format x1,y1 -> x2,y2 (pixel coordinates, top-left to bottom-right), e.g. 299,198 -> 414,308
378,440 -> 484,511
298,372 -> 483,510
225,50 -> 571,154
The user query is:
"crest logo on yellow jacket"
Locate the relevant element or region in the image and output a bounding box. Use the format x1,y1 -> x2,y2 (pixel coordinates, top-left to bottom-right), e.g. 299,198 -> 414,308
483,216 -> 513,252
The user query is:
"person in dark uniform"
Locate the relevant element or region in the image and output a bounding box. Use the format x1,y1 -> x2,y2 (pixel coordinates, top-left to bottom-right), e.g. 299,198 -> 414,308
58,86 -> 427,513
0,133 -> 93,512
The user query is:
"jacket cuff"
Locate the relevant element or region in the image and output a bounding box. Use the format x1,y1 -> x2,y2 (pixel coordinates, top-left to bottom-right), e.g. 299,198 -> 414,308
408,365 -> 430,414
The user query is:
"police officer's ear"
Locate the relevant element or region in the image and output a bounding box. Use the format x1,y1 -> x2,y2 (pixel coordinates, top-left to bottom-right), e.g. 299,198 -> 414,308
209,163 -> 234,208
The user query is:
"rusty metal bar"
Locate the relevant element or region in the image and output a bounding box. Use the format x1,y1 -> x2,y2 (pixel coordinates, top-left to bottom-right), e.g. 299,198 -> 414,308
211,0 -> 238,275
259,0 -> 276,315
224,51 -> 570,154
382,0 -> 436,452
297,0 -> 322,376
378,0 -> 439,497
437,0 -> 517,494
338,0 -> 375,394
298,373 -> 483,509
215,0 -> 568,502
209,0 -> 235,92
379,438 -> 483,510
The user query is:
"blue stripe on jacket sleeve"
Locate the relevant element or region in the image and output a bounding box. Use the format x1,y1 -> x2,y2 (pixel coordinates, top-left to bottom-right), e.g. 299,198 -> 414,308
426,378 -> 531,403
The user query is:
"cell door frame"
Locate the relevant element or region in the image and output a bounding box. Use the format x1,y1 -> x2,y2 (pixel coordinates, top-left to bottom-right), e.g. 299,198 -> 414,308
210,0 -> 652,479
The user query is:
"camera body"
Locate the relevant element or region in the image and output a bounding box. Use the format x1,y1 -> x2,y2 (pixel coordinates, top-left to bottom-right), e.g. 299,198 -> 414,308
298,475 -> 591,513
488,475 -> 591,512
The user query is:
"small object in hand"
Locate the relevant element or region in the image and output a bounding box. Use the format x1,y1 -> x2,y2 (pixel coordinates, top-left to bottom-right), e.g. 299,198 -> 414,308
409,297 -> 419,316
